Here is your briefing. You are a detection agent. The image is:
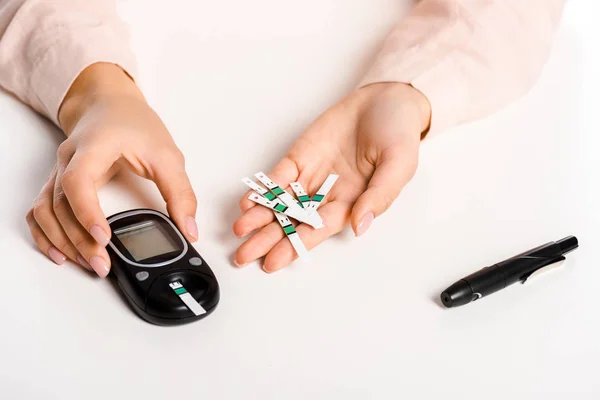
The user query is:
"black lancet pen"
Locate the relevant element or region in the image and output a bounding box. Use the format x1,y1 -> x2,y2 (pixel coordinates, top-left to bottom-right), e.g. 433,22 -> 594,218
441,236 -> 579,308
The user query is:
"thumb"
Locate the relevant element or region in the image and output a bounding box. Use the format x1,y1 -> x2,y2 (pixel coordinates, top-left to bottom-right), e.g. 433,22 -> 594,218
351,143 -> 418,236
152,151 -> 199,242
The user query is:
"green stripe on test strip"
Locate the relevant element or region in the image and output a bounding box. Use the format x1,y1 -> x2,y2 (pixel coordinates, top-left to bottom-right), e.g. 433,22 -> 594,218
274,203 -> 288,212
264,192 -> 276,201
312,194 -> 324,202
174,287 -> 187,295
283,225 -> 296,235
298,195 -> 310,202
271,187 -> 285,195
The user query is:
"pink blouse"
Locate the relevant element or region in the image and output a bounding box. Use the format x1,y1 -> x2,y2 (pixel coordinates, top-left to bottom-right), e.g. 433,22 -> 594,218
0,0 -> 565,133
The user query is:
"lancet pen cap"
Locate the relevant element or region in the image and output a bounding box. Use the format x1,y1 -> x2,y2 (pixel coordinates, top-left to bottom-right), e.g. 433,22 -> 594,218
557,236 -> 578,254
440,280 -> 473,308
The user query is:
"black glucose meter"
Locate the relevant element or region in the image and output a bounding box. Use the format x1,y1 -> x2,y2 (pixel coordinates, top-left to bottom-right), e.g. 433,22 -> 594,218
106,209 -> 219,325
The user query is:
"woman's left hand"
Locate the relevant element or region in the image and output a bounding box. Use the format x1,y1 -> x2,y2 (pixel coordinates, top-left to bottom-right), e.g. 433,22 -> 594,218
233,82 -> 431,272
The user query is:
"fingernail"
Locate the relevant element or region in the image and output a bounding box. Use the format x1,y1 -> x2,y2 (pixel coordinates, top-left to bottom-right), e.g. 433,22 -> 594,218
90,225 -> 110,247
77,255 -> 93,271
185,216 -> 198,241
356,212 -> 375,237
90,256 -> 110,278
262,264 -> 274,274
48,247 -> 66,265
234,259 -> 247,268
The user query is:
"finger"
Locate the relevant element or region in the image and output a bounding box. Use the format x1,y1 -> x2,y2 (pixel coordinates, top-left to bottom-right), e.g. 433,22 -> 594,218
54,167 -> 111,277
234,218 -> 288,267
151,150 -> 199,242
30,189 -> 90,270
60,151 -> 115,247
263,201 -> 349,273
26,210 -> 67,266
238,157 -> 300,212
350,143 -> 418,236
233,203 -> 277,237
239,190 -> 257,213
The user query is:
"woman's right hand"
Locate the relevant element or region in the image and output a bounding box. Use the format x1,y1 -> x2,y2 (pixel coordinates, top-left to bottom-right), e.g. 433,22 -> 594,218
26,63 -> 198,277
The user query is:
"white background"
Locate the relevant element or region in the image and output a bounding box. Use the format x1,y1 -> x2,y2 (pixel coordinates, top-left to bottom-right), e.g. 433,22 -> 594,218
1,1 -> 599,398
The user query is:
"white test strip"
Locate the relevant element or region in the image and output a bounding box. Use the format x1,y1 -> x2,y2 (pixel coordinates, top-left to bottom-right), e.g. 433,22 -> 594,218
254,172 -> 304,212
242,177 -> 295,221
274,212 -> 311,261
241,177 -> 276,200
243,177 -> 312,260
290,182 -> 311,209
306,174 -> 339,214
251,172 -> 323,228
169,282 -> 206,316
242,177 -> 296,229
247,193 -> 323,229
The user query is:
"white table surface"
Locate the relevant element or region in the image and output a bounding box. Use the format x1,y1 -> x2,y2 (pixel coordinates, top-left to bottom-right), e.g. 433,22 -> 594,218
1,1 -> 599,399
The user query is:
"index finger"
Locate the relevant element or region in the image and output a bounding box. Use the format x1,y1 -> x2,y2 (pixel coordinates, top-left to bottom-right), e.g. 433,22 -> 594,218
151,151 -> 198,242
60,151 -> 117,246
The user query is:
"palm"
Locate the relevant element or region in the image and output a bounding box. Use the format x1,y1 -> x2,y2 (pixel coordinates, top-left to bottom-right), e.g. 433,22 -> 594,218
286,126 -> 375,213
233,83 -> 424,272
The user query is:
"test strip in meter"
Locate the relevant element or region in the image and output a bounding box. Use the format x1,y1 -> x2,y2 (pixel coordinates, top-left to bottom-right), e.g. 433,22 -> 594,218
290,182 -> 311,208
247,193 -> 322,228
306,174 -> 339,214
169,282 -> 206,316
254,172 -> 303,211
274,212 -> 310,261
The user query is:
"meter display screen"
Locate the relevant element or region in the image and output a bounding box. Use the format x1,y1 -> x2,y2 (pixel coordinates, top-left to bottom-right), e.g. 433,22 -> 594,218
115,220 -> 180,261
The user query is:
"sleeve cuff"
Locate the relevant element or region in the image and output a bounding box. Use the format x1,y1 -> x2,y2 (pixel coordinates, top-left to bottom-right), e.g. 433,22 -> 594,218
29,26 -> 137,126
359,0 -> 565,137
360,54 -> 466,137
358,1 -> 465,137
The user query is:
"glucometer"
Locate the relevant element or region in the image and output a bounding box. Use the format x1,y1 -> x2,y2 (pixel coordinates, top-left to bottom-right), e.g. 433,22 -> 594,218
106,209 -> 219,325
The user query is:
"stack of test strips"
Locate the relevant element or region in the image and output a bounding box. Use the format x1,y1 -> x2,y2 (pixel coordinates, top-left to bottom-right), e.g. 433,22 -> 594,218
242,172 -> 339,261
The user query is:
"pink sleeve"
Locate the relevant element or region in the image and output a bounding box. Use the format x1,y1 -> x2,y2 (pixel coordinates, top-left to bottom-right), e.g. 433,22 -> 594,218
0,0 -> 137,126
360,0 -> 566,135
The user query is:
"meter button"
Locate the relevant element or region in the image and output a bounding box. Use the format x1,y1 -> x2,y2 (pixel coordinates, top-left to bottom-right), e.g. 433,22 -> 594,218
189,257 -> 203,266
135,271 -> 150,281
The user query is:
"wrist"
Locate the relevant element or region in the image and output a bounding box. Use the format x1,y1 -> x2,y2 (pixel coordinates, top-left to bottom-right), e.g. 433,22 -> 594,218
58,63 -> 144,135
357,82 -> 432,139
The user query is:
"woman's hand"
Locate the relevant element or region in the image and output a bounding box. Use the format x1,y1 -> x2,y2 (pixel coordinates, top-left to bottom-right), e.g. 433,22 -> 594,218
26,63 -> 198,277
233,83 -> 431,273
